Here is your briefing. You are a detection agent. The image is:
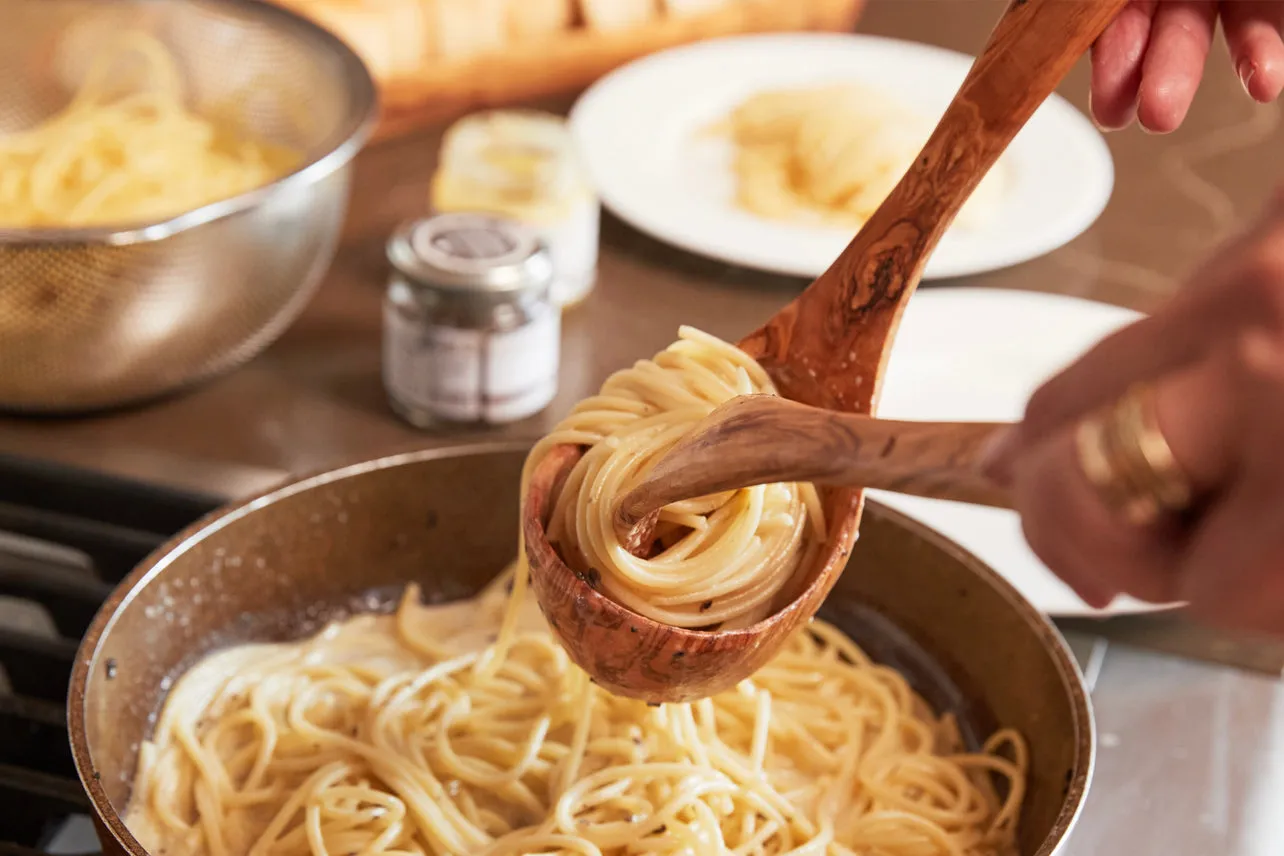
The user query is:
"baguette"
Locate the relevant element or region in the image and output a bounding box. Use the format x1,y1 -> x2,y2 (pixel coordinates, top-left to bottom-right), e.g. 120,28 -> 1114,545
303,0 -> 428,79
374,0 -> 868,141
506,0 -> 575,42
386,0 -> 432,71
578,0 -> 658,32
659,0 -> 729,16
426,0 -> 508,61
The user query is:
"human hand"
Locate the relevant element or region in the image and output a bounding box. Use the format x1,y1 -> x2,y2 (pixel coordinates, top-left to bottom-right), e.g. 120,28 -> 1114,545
1092,0 -> 1284,132
988,187 -> 1284,633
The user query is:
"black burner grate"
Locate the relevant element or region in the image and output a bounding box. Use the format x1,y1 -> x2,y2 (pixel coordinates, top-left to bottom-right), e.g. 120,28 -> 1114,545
0,455 -> 220,855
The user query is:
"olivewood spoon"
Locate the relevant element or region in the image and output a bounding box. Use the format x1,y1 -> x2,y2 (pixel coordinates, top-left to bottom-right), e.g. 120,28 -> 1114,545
523,0 -> 1129,703
613,395 -> 1012,555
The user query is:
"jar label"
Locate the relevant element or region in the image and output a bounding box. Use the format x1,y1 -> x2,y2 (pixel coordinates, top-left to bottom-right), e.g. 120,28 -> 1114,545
384,303 -> 560,425
542,198 -> 600,308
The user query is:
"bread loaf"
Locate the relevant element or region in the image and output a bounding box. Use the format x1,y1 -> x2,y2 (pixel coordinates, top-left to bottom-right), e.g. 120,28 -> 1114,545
303,0 -> 428,79
426,0 -> 507,60
578,0 -> 658,32
270,0 -> 868,139
506,0 -> 575,42
659,0 -> 729,16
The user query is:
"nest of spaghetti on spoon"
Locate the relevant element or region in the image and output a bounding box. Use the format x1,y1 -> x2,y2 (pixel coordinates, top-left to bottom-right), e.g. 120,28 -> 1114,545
522,0 -> 1130,704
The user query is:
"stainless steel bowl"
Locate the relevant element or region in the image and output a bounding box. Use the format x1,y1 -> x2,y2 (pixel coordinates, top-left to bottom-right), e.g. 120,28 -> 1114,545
69,443 -> 1094,856
0,0 -> 377,413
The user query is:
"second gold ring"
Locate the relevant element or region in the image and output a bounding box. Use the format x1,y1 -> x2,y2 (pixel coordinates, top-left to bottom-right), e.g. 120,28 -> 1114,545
1075,383 -> 1193,526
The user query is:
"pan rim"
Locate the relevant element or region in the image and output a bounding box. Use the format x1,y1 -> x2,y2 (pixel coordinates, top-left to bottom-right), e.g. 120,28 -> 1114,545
67,440 -> 1094,856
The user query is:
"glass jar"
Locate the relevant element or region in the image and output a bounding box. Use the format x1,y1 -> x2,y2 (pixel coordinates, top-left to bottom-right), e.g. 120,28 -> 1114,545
383,212 -> 560,427
431,110 -> 599,309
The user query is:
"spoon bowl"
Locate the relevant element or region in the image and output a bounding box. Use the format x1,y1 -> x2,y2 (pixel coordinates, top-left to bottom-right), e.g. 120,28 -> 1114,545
524,0 -> 1130,702
523,443 -> 842,702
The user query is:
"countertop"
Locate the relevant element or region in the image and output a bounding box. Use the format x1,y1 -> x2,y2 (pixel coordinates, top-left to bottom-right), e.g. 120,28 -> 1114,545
5,2 -> 1284,854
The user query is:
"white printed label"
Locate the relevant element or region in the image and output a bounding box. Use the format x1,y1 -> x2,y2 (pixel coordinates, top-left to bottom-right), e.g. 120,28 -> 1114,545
538,198 -> 600,308
384,304 -> 560,424
483,305 -> 561,422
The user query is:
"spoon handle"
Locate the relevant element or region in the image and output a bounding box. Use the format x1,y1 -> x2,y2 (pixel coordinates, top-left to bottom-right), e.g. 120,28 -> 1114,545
616,396 -> 1013,531
789,406 -> 1011,508
740,0 -> 1132,414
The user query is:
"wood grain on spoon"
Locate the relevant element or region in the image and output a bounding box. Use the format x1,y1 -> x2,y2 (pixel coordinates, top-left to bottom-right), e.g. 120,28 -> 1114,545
523,0 -> 1132,703
613,395 -> 1012,555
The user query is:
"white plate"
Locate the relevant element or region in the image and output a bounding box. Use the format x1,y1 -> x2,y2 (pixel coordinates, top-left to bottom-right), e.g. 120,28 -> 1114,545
570,33 -> 1115,280
873,287 -> 1166,617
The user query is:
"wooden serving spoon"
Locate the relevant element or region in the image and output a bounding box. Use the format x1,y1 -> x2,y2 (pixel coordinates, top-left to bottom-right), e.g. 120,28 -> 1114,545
523,0 -> 1129,703
613,395 -> 1013,555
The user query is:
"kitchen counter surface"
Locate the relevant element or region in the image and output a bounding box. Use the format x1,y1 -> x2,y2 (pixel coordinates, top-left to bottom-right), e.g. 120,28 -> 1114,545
4,2 -> 1284,854
6,4 -> 1283,501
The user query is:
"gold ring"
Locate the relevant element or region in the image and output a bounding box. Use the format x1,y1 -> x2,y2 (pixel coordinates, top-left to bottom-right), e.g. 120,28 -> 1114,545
1075,383 -> 1194,526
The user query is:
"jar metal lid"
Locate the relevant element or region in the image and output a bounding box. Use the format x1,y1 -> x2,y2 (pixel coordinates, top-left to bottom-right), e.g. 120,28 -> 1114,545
387,213 -> 553,294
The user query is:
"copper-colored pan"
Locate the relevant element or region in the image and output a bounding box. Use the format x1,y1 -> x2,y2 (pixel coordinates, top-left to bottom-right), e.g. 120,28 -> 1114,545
67,443 -> 1094,856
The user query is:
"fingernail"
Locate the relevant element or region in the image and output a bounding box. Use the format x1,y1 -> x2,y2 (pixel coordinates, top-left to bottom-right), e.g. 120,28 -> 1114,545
978,426 -> 1020,484
1239,57 -> 1258,99
1067,574 -> 1118,609
1082,586 -> 1118,610
1061,573 -> 1116,609
1086,91 -> 1132,133
1087,91 -> 1107,132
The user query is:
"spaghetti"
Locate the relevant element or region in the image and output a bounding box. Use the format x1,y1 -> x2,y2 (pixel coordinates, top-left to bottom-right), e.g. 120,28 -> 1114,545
124,328 -> 1028,856
0,33 -> 299,228
529,326 -> 824,629
125,574 -> 1026,856
719,84 -> 1007,231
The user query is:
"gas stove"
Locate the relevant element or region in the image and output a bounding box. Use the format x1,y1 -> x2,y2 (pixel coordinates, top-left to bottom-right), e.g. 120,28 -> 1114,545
0,454 -> 219,855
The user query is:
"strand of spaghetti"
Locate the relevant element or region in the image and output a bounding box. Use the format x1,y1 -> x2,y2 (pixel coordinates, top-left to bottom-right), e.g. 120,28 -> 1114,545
125,327 -> 1028,856
128,582 -> 1029,855
0,32 -> 298,228
720,83 -> 1007,232
523,327 -> 825,630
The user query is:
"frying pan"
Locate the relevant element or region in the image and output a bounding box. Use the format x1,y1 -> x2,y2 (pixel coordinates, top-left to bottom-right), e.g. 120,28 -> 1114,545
68,443 -> 1094,856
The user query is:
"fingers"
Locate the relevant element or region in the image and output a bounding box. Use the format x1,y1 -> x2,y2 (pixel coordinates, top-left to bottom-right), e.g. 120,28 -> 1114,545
1010,425 -> 1179,606
1136,0 -> 1219,133
1177,331 -> 1284,632
1017,190 -> 1284,443
1008,356 -> 1234,608
1091,0 -> 1157,129
1019,314 -> 1201,443
1221,0 -> 1284,102
1002,187 -> 1284,618
1091,0 -> 1284,133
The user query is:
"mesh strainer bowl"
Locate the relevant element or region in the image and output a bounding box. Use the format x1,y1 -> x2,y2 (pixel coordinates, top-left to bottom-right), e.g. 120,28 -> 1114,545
0,0 -> 377,413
